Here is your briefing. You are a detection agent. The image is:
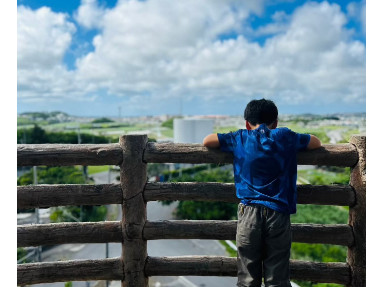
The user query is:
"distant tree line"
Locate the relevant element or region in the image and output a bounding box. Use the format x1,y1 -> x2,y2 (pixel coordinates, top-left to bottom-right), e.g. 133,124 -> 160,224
91,117 -> 114,123
17,124 -> 114,144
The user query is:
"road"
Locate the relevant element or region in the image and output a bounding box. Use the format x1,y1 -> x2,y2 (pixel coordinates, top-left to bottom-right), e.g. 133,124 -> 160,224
30,171 -> 237,287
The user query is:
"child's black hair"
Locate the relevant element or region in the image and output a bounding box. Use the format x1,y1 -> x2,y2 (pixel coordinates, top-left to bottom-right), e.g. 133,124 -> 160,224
244,99 -> 278,126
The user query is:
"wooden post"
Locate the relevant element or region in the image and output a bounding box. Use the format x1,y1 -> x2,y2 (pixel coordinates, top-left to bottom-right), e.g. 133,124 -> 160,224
119,135 -> 148,287
347,135 -> 366,286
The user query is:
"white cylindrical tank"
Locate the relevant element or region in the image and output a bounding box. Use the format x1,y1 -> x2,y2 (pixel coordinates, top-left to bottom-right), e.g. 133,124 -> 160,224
174,118 -> 214,143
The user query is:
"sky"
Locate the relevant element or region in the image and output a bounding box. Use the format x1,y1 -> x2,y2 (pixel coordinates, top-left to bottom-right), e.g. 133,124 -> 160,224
16,0 -> 366,117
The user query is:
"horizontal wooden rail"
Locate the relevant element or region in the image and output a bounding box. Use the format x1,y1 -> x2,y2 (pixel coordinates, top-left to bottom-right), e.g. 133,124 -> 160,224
17,258 -> 123,285
17,144 -> 122,166
17,182 -> 355,209
144,143 -> 358,166
17,142 -> 358,166
18,222 -> 122,247
18,221 -> 353,247
143,221 -> 354,246
144,182 -> 356,206
145,256 -> 351,284
17,184 -> 122,209
17,256 -> 350,285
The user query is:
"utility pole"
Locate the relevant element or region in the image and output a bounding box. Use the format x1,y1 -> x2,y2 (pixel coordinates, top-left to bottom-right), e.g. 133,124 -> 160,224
179,96 -> 183,116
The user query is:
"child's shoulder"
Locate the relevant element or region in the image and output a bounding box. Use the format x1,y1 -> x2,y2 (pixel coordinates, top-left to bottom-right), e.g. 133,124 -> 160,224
272,126 -> 292,134
270,127 -> 296,139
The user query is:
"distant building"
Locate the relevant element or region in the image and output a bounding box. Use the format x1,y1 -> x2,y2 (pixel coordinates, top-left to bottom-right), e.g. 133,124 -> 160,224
174,118 -> 214,143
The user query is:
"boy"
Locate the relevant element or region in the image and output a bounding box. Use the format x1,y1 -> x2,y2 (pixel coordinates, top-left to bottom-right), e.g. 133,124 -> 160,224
203,99 -> 321,287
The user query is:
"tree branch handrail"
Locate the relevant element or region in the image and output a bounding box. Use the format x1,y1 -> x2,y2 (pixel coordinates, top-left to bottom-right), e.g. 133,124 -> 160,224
145,256 -> 351,285
144,182 -> 356,206
17,142 -> 358,167
144,142 -> 358,166
17,182 -> 355,209
17,256 -> 350,285
17,257 -> 123,285
17,184 -> 122,208
17,143 -> 123,166
17,221 -> 354,247
17,221 -> 122,247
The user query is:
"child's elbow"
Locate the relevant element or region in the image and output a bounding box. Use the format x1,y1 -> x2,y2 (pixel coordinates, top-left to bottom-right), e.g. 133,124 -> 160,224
203,134 -> 220,148
307,135 -> 322,150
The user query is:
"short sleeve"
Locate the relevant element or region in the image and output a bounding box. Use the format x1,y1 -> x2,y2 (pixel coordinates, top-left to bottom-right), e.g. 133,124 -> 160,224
294,132 -> 311,151
217,132 -> 236,153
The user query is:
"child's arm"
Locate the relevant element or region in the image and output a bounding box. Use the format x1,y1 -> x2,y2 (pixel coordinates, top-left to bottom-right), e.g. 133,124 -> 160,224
306,134 -> 322,150
203,133 -> 220,148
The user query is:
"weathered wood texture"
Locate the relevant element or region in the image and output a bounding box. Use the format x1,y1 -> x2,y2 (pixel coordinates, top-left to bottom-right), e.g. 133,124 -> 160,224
17,256 -> 350,285
143,220 -> 353,246
17,258 -> 123,285
144,182 -> 355,206
17,184 -> 122,208
348,136 -> 366,287
291,224 -> 354,246
297,144 -> 357,167
17,142 -> 357,166
17,221 -> 353,247
120,135 -> 148,287
17,182 -> 354,209
145,256 -> 350,284
17,144 -> 122,166
144,143 -> 358,166
18,222 -> 122,247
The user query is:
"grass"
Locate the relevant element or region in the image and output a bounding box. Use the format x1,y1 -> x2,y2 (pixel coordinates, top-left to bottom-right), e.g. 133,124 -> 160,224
160,128 -> 173,138
87,165 -> 110,174
339,128 -> 361,143
219,240 -> 237,257
214,126 -> 240,133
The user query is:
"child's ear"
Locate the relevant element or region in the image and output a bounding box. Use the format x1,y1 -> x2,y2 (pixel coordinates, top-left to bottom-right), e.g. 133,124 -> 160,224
246,121 -> 252,130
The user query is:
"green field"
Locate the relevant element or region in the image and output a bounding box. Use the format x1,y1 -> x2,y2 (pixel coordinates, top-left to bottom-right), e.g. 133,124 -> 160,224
17,113 -> 365,145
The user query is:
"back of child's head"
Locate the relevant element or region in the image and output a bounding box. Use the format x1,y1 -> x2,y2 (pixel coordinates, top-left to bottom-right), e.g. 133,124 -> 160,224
244,99 -> 278,126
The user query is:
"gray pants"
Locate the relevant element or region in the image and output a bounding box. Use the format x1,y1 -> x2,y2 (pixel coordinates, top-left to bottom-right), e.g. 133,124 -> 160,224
236,203 -> 292,287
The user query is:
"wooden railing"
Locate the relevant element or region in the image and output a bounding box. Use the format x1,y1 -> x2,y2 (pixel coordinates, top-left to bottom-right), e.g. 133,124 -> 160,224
17,135 -> 366,286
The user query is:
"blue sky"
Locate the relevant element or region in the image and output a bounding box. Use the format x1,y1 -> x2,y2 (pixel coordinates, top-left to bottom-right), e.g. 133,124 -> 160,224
17,0 -> 366,117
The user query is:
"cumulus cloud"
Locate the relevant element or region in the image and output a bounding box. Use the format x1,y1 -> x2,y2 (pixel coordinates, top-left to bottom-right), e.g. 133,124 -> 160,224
17,6 -> 83,101
74,0 -> 106,29
18,6 -> 76,69
17,0 -> 365,112
75,0 -> 365,105
74,0 -> 261,94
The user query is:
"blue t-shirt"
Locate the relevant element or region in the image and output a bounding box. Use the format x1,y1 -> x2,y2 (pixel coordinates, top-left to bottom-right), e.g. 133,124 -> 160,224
217,124 -> 310,214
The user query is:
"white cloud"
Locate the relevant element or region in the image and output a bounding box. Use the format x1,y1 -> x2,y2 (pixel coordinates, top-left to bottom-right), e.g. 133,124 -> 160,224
75,1 -> 364,106
74,0 -> 105,29
17,0 -> 365,112
17,6 -> 82,102
74,0 -> 259,94
18,6 -> 75,70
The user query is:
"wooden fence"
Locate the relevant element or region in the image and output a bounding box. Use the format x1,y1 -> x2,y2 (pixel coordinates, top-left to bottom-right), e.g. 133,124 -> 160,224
17,135 -> 366,286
